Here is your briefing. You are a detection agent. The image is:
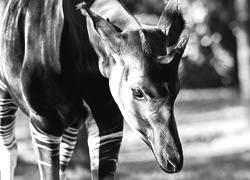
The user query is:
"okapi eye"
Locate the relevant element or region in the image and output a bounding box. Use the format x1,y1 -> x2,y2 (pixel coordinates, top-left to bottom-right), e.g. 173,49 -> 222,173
132,88 -> 144,100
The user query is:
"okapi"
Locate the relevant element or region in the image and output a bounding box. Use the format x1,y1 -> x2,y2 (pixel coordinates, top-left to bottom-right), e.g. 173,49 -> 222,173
0,0 -> 189,179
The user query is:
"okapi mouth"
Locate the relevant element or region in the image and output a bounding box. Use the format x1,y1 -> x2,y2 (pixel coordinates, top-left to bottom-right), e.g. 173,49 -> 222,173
146,129 -> 183,174
142,138 -> 183,173
151,146 -> 183,173
159,154 -> 183,173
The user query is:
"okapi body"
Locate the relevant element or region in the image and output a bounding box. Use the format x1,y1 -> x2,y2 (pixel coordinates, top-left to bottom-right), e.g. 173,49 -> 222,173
0,0 -> 189,179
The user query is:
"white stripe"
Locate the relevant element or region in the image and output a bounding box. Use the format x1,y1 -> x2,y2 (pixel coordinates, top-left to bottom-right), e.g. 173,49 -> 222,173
60,151 -> 74,164
88,131 -> 123,150
37,159 -> 53,167
0,103 -> 16,107
0,108 -> 16,148
60,144 -> 75,164
0,137 -> 16,148
60,147 -> 74,154
0,102 -> 17,107
66,127 -> 78,134
61,138 -> 76,147
60,140 -> 76,148
98,138 -> 122,147
100,132 -> 123,141
60,157 -> 72,164
0,104 -> 16,110
0,98 -> 15,103
0,106 -> 17,113
0,98 -> 13,101
2,131 -> 14,138
31,140 -> 59,151
7,139 -> 16,149
60,150 -> 73,158
88,131 -> 123,153
62,133 -> 77,141
0,80 -> 7,91
0,114 -> 16,119
29,122 -> 61,144
0,84 -> 6,90
0,98 -> 17,118
0,120 -> 15,130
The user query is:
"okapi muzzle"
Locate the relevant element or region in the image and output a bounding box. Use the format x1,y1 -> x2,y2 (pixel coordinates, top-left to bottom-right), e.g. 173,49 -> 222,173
79,0 -> 189,174
146,106 -> 183,173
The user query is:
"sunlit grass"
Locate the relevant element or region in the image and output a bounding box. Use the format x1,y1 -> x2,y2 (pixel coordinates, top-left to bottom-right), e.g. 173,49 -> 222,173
7,89 -> 250,180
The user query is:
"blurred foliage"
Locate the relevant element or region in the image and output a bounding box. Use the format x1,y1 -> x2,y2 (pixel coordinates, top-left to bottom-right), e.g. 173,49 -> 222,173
123,0 -> 238,88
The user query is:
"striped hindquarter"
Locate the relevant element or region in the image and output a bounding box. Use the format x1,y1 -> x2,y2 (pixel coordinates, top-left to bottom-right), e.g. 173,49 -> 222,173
0,81 -> 82,180
0,77 -> 124,180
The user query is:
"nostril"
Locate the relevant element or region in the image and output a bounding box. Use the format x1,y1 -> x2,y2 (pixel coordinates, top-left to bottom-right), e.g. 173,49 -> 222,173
164,160 -> 182,173
160,160 -> 178,174
166,154 -> 183,173
158,153 -> 183,173
167,160 -> 176,172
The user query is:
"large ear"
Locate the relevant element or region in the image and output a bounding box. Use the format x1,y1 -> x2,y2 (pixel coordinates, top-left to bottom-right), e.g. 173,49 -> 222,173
157,0 -> 185,47
158,28 -> 189,80
77,2 -> 122,54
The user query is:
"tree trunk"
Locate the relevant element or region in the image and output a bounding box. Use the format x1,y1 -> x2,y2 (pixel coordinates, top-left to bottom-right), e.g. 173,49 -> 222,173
235,0 -> 250,107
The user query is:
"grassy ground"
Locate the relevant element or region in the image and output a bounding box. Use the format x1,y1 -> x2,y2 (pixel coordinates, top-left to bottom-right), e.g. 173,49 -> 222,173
2,88 -> 250,180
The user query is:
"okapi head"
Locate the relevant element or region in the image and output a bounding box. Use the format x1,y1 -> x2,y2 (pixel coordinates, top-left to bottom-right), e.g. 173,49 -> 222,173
78,0 -> 189,173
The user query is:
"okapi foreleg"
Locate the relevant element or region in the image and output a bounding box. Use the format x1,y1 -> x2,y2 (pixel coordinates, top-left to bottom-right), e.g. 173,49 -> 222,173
85,103 -> 123,180
0,84 -> 18,180
88,129 -> 123,180
29,122 -> 62,180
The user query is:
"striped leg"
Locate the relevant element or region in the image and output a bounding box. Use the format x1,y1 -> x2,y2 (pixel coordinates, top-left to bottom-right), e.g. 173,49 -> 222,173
30,122 -> 62,180
85,101 -> 123,180
59,126 -> 79,180
0,87 -> 18,180
87,128 -> 123,180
